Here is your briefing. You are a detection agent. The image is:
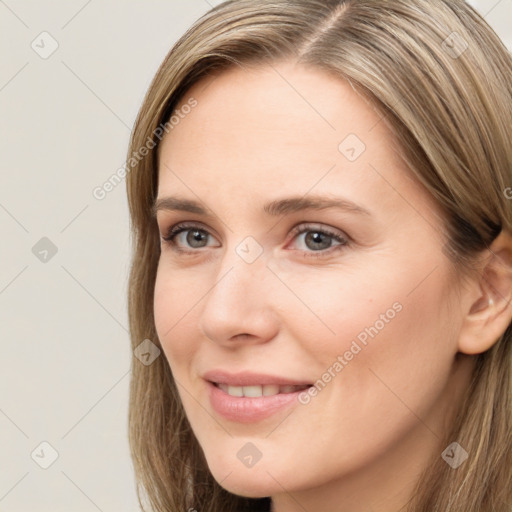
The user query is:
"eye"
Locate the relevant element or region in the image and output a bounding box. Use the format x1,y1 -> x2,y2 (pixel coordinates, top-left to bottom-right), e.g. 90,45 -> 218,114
287,223 -> 349,258
161,222 -> 219,252
160,222 -> 350,258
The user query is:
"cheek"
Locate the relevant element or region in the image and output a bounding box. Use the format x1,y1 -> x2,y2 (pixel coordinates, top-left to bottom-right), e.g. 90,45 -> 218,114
153,264 -> 202,368
267,265 -> 457,475
274,263 -> 407,361
282,259 -> 458,407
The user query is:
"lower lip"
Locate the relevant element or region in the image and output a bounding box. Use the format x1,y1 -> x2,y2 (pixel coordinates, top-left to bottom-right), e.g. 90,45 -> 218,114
206,380 -> 309,423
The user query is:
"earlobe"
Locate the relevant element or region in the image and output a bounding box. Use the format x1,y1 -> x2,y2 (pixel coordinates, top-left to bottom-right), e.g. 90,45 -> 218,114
457,229 -> 512,355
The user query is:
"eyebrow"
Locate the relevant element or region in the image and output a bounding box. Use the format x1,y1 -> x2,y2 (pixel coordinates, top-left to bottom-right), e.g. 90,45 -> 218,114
152,195 -> 372,218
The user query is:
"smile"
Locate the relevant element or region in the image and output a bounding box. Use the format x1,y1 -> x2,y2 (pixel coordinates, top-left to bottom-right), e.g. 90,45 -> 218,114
206,381 -> 313,423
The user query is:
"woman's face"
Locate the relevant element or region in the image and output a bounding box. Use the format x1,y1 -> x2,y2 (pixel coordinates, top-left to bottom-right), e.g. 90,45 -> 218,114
153,61 -> 472,508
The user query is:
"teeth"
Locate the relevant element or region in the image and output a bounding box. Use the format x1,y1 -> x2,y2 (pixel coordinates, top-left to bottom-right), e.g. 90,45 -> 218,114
217,383 -> 309,397
280,385 -> 299,393
263,385 -> 280,396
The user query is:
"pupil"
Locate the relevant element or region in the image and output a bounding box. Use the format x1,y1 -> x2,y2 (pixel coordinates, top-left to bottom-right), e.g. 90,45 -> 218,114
306,232 -> 331,250
187,230 -> 206,247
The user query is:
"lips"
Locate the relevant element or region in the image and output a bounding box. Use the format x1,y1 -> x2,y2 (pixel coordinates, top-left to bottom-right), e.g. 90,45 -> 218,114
206,381 -> 310,423
203,370 -> 314,422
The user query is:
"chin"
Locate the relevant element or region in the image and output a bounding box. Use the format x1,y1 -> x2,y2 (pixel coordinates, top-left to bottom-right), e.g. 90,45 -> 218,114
215,477 -> 275,499
206,457 -> 280,498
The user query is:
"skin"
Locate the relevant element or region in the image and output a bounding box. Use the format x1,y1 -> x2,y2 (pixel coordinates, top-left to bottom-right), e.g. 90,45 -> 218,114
152,61 -> 512,512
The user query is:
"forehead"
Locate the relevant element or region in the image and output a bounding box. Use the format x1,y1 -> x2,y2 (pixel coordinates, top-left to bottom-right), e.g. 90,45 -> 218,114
165,61 -> 384,159
157,61 -> 438,226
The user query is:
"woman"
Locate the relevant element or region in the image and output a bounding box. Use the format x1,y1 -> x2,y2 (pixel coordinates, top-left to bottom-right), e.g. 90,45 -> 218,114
125,1 -> 512,510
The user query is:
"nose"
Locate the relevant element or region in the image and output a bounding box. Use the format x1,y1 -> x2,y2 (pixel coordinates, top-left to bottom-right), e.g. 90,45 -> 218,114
197,247 -> 280,347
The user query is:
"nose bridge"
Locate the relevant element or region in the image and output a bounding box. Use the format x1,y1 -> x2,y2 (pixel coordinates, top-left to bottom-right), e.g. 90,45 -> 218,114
198,239 -> 279,343
208,234 -> 269,305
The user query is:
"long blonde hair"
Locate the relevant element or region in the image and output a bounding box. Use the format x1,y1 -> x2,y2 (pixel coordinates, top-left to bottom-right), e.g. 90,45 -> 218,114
125,1 -> 512,510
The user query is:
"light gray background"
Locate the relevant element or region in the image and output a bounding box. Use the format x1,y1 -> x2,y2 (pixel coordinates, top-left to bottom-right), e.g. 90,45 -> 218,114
0,1 -> 510,510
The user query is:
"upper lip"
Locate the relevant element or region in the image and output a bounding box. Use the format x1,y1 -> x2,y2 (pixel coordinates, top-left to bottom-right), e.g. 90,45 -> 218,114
203,370 -> 313,387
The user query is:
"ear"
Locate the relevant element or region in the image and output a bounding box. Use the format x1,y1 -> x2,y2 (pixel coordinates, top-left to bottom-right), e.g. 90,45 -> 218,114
457,229 -> 512,355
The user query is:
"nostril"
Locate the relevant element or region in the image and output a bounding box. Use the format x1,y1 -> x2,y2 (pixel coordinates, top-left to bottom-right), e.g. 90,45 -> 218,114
232,333 -> 252,341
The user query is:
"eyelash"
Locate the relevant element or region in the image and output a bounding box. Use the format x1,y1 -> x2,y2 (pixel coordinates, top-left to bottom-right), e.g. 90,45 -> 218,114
160,222 -> 350,259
